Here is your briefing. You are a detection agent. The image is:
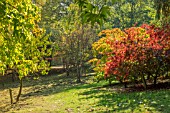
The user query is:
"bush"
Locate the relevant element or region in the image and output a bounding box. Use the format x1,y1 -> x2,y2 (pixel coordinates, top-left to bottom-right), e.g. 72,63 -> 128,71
90,24 -> 170,88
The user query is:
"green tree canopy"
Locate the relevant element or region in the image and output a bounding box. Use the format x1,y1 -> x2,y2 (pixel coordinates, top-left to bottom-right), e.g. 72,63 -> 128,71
0,0 -> 51,79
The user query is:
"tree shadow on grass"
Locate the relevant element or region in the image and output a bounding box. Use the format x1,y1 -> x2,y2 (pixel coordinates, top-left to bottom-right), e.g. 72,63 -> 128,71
20,73 -> 97,97
0,72 -> 98,112
78,82 -> 170,113
1,72 -> 170,113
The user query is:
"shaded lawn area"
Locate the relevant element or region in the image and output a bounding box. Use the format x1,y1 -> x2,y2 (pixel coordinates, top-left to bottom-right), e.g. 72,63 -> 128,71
0,73 -> 170,113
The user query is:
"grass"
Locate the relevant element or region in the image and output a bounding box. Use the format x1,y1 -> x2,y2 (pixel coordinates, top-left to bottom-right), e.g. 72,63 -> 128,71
0,73 -> 170,113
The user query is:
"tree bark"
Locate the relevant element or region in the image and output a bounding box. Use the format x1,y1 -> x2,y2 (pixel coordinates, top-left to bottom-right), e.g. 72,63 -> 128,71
76,65 -> 81,83
124,82 -> 127,88
154,64 -> 161,87
66,61 -> 70,76
154,76 -> 157,87
141,74 -> 147,89
9,89 -> 13,104
16,78 -> 23,103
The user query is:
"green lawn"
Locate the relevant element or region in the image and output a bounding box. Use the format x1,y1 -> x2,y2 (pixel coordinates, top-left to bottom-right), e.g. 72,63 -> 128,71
0,73 -> 170,113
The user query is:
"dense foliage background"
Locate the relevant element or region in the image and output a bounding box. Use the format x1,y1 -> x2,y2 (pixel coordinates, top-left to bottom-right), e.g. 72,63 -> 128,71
0,0 -> 169,105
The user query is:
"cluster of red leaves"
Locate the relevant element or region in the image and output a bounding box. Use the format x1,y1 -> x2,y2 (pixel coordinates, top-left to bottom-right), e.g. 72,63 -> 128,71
104,24 -> 170,81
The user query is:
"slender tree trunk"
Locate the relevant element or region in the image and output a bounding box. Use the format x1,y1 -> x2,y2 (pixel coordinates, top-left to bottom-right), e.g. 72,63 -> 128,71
154,64 -> 161,87
76,65 -> 81,83
141,74 -> 147,89
154,75 -> 157,87
62,58 -> 66,70
66,70 -> 70,76
9,89 -> 13,104
82,66 -> 86,76
147,73 -> 151,80
66,61 -> 70,76
76,32 -> 81,82
16,78 -> 23,103
124,82 -> 127,88
154,70 -> 159,87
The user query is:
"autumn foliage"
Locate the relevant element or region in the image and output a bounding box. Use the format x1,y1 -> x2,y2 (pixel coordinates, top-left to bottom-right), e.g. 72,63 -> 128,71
91,24 -> 170,87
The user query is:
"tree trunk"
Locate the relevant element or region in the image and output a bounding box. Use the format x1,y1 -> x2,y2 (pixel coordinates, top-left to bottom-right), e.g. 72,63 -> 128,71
66,62 -> 70,76
124,82 -> 127,88
141,74 -> 147,89
16,78 -> 23,103
147,73 -> 151,80
154,65 -> 160,87
66,70 -> 70,76
154,75 -> 158,87
76,65 -> 81,83
9,89 -> 13,104
62,58 -> 66,70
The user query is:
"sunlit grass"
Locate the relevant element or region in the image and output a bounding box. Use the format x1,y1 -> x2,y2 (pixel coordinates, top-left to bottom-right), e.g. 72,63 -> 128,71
0,73 -> 170,113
